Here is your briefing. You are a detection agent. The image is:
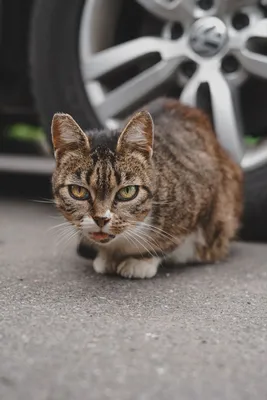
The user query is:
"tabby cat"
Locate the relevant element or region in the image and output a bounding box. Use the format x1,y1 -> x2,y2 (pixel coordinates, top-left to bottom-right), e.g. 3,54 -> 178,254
51,98 -> 243,279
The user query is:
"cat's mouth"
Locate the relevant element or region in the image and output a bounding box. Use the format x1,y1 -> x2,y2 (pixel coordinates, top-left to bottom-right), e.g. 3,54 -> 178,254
89,232 -> 116,243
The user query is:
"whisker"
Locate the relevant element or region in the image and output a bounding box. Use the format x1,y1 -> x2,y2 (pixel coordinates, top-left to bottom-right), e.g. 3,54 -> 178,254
123,231 -> 144,258
122,232 -> 136,253
47,221 -> 72,232
139,222 -> 179,239
52,228 -> 75,241
31,198 -> 55,204
134,226 -> 165,257
152,201 -> 173,205
132,220 -> 182,243
56,231 -> 80,258
127,229 -> 157,259
61,229 -> 80,251
54,224 -> 75,243
132,227 -> 158,251
56,227 -> 78,248
135,230 -> 163,258
128,221 -> 176,244
55,230 -> 74,246
141,226 -> 178,244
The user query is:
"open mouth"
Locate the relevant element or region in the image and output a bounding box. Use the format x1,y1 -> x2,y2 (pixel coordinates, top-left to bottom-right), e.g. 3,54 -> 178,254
89,232 -> 115,243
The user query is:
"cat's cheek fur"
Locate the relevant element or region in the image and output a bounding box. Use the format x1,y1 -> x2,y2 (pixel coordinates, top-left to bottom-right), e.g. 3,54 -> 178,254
117,257 -> 160,279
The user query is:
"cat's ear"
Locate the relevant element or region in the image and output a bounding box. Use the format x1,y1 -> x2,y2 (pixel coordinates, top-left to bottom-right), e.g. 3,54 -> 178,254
51,113 -> 90,159
117,110 -> 154,158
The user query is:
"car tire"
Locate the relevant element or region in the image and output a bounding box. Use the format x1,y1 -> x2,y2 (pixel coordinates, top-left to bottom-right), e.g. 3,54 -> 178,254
242,166 -> 267,241
29,0 -> 267,241
29,0 -> 101,140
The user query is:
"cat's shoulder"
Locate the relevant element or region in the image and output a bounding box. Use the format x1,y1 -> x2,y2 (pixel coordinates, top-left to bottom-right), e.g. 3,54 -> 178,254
146,97 -> 212,130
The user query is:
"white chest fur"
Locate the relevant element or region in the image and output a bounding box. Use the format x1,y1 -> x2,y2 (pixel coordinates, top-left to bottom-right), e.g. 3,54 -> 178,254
167,229 -> 205,264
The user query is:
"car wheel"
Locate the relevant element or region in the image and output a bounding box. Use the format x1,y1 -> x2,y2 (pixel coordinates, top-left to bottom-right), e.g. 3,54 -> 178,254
30,0 -> 267,240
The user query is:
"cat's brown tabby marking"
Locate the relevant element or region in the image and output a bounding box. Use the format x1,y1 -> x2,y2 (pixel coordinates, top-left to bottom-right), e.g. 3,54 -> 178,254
51,98 -> 243,279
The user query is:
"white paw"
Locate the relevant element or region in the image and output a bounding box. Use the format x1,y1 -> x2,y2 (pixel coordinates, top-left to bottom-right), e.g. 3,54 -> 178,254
117,258 -> 159,279
93,255 -> 108,275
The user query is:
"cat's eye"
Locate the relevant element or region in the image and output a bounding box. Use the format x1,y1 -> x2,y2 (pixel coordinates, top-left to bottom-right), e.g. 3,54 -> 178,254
116,186 -> 138,201
69,185 -> 89,200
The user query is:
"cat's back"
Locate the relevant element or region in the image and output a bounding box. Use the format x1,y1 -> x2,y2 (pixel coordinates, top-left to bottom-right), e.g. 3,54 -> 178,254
146,97 -> 217,157
146,98 -> 243,245
146,97 -> 242,198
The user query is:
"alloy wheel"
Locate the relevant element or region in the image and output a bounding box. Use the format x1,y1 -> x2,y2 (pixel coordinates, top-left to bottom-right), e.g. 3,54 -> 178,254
79,0 -> 267,171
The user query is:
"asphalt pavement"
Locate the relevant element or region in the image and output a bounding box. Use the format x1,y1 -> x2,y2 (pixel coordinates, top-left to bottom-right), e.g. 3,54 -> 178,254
1,175 -> 267,400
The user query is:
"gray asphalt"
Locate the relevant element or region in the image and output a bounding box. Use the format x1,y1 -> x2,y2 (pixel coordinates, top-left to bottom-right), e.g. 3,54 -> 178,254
1,198 -> 267,400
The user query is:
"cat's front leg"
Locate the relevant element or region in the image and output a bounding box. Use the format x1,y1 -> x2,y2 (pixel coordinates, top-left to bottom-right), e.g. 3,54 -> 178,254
93,252 -> 116,275
117,257 -> 160,279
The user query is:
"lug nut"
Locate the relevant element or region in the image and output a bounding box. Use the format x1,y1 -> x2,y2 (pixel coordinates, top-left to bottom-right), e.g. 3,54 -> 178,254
232,12 -> 249,30
197,0 -> 214,11
180,61 -> 197,78
222,55 -> 240,74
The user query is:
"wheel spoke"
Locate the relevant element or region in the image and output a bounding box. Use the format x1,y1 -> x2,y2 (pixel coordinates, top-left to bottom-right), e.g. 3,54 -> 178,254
136,0 -> 195,22
208,71 -> 244,163
81,37 -> 178,82
239,50 -> 267,79
95,59 -> 180,120
180,70 -> 201,107
181,66 -> 244,162
236,19 -> 267,80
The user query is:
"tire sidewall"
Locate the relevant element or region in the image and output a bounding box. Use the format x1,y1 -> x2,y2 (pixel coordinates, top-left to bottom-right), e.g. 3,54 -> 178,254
30,0 -> 102,137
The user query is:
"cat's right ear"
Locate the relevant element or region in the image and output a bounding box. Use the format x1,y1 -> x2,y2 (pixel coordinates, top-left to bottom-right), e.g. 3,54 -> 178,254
51,113 -> 90,160
117,110 -> 154,158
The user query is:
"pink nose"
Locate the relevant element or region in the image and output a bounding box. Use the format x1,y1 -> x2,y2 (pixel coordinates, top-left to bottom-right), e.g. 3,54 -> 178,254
92,217 -> 110,228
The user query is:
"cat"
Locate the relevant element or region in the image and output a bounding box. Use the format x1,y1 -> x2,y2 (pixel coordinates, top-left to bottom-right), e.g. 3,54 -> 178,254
51,98 -> 243,279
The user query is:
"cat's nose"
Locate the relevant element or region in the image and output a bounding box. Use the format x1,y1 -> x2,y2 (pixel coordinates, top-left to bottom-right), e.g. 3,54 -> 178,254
93,216 -> 111,229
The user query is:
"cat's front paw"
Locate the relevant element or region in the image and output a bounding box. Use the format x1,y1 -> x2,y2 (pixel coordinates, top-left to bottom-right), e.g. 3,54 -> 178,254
93,254 -> 108,274
93,254 -> 115,275
117,258 -> 159,279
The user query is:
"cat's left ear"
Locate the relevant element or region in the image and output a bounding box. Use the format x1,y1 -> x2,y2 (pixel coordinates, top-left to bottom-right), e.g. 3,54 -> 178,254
117,110 -> 154,158
51,113 -> 90,159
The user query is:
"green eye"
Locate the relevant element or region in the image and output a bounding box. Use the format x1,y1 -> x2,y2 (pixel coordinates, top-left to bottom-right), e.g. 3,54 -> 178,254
116,186 -> 138,201
69,185 -> 89,200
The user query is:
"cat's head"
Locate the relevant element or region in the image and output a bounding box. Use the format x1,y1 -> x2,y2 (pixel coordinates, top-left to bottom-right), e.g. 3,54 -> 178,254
51,111 -> 155,245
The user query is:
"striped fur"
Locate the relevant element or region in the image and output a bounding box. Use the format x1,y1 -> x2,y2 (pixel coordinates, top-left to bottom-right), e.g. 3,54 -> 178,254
51,98 -> 243,279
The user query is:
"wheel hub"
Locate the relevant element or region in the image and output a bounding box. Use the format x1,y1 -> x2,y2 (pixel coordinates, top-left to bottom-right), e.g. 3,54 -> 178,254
189,17 -> 228,57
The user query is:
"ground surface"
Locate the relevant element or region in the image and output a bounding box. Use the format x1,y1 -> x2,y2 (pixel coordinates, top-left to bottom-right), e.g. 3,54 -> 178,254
1,178 -> 267,400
